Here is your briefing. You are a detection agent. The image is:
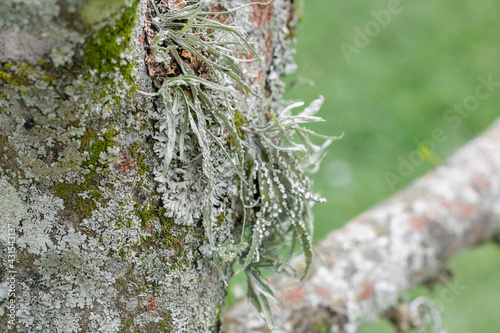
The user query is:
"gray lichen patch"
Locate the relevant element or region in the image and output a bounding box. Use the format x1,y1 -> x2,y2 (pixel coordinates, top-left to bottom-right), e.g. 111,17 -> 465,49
0,184 -> 115,332
0,31 -> 54,65
73,173 -> 232,332
80,0 -> 130,26
0,179 -> 26,243
0,0 -> 60,31
0,0 -> 85,68
0,0 -> 159,331
0,1 -> 142,187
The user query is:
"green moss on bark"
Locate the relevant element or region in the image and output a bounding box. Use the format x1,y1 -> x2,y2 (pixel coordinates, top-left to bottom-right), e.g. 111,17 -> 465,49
0,61 -> 54,86
135,204 -> 182,251
53,176 -> 103,218
83,0 -> 139,84
53,126 -> 119,219
83,126 -> 119,172
128,142 -> 151,176
0,134 -> 22,180
233,109 -> 247,139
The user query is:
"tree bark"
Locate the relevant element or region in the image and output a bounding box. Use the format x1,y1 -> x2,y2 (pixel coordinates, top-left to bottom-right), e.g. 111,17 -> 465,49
222,119 -> 500,332
0,0 -> 296,332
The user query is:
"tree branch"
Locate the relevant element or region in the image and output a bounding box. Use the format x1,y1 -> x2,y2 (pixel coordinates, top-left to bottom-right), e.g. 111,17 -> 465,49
222,119 -> 500,332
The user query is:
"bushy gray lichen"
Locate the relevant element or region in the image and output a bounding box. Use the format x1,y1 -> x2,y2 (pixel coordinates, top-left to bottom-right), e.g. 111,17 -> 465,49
145,1 -> 340,328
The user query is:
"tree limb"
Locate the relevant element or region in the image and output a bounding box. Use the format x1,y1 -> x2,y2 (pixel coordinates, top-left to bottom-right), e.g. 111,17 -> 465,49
222,119 -> 500,332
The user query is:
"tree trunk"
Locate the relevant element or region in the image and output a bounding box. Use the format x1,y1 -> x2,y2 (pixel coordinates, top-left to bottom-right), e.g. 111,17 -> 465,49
0,1 -> 297,332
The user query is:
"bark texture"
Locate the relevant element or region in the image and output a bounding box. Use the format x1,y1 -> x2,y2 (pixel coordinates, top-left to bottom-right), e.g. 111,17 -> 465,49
0,0 -> 296,332
222,119 -> 500,332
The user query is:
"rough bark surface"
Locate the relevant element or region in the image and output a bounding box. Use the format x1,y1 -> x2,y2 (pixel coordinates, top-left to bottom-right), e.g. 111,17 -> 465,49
0,0 -> 296,332
222,120 -> 500,332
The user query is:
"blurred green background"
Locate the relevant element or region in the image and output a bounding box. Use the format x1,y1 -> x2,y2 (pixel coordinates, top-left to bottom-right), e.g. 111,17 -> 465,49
228,0 -> 500,331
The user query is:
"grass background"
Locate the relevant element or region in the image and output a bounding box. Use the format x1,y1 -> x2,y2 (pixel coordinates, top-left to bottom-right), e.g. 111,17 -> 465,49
227,0 -> 500,331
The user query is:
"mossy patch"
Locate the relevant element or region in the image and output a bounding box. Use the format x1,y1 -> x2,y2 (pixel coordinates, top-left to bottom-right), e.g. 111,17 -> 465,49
83,0 -> 139,85
120,318 -> 135,333
136,315 -> 173,333
135,204 -> 182,251
0,61 -> 54,86
53,126 -> 119,218
53,176 -> 103,218
81,0 -> 128,26
233,109 -> 247,139
216,213 -> 224,227
79,127 -> 93,152
313,319 -> 330,333
128,142 -> 151,176
0,134 -> 23,180
83,126 -> 119,172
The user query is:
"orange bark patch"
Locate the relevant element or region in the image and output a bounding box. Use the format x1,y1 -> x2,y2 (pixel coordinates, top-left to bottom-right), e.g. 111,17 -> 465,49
459,203 -> 477,219
354,213 -> 371,224
474,174 -> 491,189
209,4 -> 229,24
313,284 -> 330,298
409,216 -> 428,230
248,31 -> 274,84
167,0 -> 185,10
279,281 -> 307,304
250,0 -> 273,26
326,257 -> 336,268
357,280 -> 374,302
180,49 -> 212,79
436,197 -> 478,219
436,197 -> 454,210
264,31 -> 273,66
